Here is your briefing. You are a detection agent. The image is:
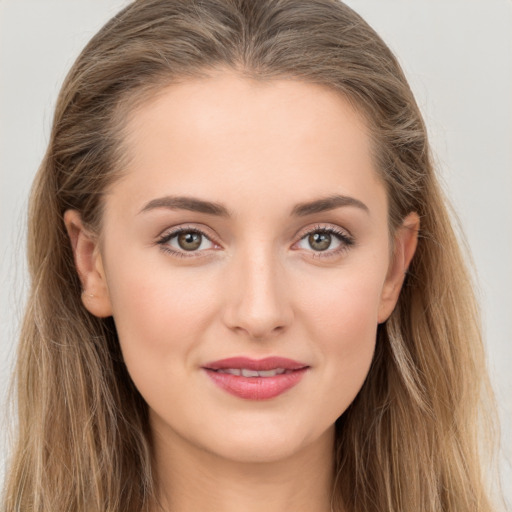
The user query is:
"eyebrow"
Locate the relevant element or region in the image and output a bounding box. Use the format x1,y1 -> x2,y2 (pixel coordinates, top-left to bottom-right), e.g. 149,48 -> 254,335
140,196 -> 231,216
291,194 -> 369,216
139,193 -> 369,217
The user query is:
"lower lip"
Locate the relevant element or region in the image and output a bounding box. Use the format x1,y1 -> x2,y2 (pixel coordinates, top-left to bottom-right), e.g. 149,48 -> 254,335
203,368 -> 308,400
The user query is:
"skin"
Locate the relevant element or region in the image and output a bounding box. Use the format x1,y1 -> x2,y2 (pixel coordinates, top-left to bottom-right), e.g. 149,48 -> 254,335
65,70 -> 418,512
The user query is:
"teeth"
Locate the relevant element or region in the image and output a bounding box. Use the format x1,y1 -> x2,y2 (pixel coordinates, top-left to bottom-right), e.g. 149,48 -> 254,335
241,369 -> 260,377
217,368 -> 287,377
258,369 -> 286,377
218,368 -> 241,376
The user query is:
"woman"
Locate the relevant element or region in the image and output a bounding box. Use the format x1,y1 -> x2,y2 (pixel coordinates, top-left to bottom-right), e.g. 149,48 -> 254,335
2,0 -> 497,511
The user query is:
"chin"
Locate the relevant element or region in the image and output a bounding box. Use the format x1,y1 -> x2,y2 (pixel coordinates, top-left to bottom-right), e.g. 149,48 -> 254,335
195,418 -> 335,465
215,438 -> 299,464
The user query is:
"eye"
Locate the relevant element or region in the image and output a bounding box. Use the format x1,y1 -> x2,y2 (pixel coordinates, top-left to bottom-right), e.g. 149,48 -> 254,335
301,231 -> 338,251
157,227 -> 217,256
294,226 -> 354,256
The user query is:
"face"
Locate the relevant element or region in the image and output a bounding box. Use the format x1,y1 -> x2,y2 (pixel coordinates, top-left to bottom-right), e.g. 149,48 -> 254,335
66,71 -> 417,465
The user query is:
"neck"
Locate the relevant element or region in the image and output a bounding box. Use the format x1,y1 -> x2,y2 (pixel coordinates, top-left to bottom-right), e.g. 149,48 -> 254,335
150,421 -> 336,512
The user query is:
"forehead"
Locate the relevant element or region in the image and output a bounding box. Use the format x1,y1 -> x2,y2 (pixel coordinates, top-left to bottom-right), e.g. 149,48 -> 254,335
109,71 -> 386,219
122,71 -> 371,156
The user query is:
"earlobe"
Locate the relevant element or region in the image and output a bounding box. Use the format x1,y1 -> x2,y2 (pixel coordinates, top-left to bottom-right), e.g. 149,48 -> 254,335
63,210 -> 113,318
377,212 -> 420,324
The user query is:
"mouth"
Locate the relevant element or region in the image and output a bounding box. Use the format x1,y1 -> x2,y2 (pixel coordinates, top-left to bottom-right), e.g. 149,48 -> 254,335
202,356 -> 310,400
211,367 -> 294,377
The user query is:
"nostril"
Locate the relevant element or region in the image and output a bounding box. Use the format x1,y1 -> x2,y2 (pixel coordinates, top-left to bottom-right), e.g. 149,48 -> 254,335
229,320 -> 289,341
221,261 -> 294,338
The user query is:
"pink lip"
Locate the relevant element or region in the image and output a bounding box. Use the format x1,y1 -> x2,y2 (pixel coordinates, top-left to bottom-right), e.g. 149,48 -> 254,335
204,356 -> 307,371
202,357 -> 309,400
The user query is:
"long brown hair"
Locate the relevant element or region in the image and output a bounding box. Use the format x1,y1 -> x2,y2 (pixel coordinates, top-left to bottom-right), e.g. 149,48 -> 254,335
3,0 -> 497,510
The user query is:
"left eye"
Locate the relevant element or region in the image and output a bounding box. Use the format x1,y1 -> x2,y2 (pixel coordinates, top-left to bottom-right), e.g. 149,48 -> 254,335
161,230 -> 215,252
295,229 -> 348,252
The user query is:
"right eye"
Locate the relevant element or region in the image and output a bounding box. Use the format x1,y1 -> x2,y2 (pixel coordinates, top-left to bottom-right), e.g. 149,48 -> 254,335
157,227 -> 218,257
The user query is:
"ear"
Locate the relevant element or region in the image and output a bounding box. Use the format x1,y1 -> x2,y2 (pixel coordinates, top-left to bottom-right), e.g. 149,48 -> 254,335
377,212 -> 420,324
63,210 -> 113,318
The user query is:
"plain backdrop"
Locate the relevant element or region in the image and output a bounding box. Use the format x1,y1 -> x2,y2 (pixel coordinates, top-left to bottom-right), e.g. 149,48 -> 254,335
1,0 -> 511,507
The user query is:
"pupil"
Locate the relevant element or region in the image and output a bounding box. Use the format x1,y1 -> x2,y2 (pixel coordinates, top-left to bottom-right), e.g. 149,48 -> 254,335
309,232 -> 331,251
178,232 -> 201,251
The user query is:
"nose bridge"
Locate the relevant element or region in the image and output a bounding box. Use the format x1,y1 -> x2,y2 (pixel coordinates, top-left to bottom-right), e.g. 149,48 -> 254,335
223,241 -> 292,339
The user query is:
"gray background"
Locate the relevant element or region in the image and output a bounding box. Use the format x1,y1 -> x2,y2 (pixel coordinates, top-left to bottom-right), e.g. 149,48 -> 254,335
1,0 -> 510,507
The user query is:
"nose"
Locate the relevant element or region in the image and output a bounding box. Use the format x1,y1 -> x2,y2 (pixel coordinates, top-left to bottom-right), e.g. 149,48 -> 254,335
222,246 -> 293,340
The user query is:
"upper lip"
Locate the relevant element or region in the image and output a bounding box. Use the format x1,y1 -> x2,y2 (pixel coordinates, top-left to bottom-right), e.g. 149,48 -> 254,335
203,356 -> 309,371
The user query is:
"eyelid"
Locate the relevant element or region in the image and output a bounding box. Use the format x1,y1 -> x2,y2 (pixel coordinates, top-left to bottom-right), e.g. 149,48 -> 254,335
291,223 -> 355,258
156,224 -> 222,257
155,222 -> 355,259
294,223 -> 354,242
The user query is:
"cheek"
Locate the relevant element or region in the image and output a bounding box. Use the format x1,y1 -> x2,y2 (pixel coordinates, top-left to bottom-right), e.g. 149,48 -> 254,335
301,264 -> 384,341
104,252 -> 220,379
299,267 -> 384,413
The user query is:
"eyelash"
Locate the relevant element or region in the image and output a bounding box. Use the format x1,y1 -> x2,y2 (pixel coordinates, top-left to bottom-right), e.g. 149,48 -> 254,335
298,225 -> 355,259
156,226 -> 217,258
156,224 -> 355,259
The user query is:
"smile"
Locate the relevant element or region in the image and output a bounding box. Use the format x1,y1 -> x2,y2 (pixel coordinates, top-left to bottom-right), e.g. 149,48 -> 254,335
202,357 -> 309,400
212,368 -> 291,377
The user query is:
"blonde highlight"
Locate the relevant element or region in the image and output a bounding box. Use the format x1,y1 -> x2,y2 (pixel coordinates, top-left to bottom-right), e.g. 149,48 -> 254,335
3,1 -> 497,510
